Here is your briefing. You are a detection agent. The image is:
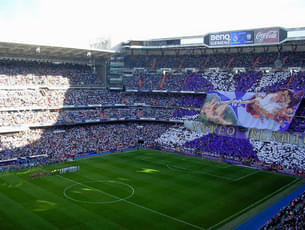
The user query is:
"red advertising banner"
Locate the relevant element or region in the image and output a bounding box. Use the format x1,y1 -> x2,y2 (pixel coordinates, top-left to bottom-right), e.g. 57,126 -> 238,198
254,29 -> 279,44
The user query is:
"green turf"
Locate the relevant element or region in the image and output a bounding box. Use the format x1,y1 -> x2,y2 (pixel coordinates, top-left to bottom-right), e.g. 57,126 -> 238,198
0,150 -> 301,230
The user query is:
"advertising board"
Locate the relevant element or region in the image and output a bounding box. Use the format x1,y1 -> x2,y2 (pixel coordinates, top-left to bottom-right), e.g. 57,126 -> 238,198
208,28 -> 281,46
209,31 -> 253,46
209,33 -> 231,46
254,29 -> 279,44
230,31 -> 254,45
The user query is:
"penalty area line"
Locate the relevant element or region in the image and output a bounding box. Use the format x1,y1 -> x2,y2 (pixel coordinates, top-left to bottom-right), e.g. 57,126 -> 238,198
58,175 -> 206,230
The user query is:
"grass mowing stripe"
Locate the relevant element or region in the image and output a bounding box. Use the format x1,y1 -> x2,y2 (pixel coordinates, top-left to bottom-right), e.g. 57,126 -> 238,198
58,175 -> 206,230
25,179 -> 86,229
17,174 -> 119,230
0,189 -> 58,230
206,177 -> 300,230
43,175 -> 126,230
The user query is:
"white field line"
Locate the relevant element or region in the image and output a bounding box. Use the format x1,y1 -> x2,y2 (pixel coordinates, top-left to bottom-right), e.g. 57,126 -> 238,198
233,171 -> 259,182
206,178 -> 299,230
139,155 -> 261,182
63,179 -> 135,205
58,175 -> 206,230
139,156 -> 255,182
139,157 -> 169,164
166,164 -> 187,170
166,164 -> 235,181
185,157 -> 232,169
75,150 -> 138,162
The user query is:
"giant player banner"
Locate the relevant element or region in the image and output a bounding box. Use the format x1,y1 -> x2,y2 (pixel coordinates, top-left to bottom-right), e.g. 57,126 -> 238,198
198,90 -> 304,131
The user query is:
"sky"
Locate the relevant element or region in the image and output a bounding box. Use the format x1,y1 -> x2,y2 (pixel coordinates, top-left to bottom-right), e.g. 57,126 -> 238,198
0,0 -> 304,49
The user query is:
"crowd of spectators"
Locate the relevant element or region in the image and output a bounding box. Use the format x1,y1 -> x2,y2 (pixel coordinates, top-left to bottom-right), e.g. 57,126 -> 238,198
256,72 -> 291,92
251,139 -> 305,174
184,134 -> 259,161
0,60 -> 100,87
155,126 -> 204,149
0,88 -> 207,127
173,109 -> 200,119
0,89 -> 205,109
261,191 -> 305,230
234,71 -> 262,92
124,52 -> 305,93
156,124 -> 305,173
0,55 -> 305,179
123,71 -> 305,93
125,52 -> 305,69
0,122 -> 174,162
181,73 -> 214,91
0,107 -> 184,127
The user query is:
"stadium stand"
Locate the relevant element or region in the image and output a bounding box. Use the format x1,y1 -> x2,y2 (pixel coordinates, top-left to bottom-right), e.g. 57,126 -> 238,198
0,60 -> 100,86
123,71 -> 305,92
0,47 -> 305,180
0,122 -> 173,171
124,52 -> 305,69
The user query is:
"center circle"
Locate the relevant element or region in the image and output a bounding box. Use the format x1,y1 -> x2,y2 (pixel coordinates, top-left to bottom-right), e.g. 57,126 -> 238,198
63,180 -> 135,204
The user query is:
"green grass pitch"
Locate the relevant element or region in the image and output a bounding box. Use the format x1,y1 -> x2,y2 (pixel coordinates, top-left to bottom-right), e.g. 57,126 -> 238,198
0,149 -> 301,230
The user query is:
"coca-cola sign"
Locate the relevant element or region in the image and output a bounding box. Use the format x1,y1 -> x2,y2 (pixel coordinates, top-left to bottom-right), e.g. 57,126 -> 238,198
254,29 -> 279,44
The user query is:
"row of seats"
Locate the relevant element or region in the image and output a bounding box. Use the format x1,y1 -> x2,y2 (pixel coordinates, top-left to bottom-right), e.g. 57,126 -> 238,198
124,71 -> 305,92
0,107 -> 181,127
0,99 -> 304,133
0,89 -> 205,108
0,122 -> 173,162
125,52 -> 305,69
0,60 -> 100,86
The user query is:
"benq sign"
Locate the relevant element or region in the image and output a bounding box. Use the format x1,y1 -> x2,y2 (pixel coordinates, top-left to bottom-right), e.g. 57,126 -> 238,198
210,33 -> 230,41
209,33 -> 230,46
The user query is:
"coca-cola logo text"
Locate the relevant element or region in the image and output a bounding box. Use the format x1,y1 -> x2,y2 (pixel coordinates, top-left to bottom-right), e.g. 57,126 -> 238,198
255,30 -> 279,43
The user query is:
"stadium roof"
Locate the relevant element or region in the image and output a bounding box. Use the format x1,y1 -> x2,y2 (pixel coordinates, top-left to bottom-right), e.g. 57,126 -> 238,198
0,41 -> 116,64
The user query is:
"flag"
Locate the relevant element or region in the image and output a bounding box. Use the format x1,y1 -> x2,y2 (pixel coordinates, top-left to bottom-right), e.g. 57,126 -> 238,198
139,77 -> 142,89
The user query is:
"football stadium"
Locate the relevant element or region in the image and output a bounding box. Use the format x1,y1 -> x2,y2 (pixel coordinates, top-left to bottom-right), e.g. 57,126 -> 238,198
1,5 -> 305,229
